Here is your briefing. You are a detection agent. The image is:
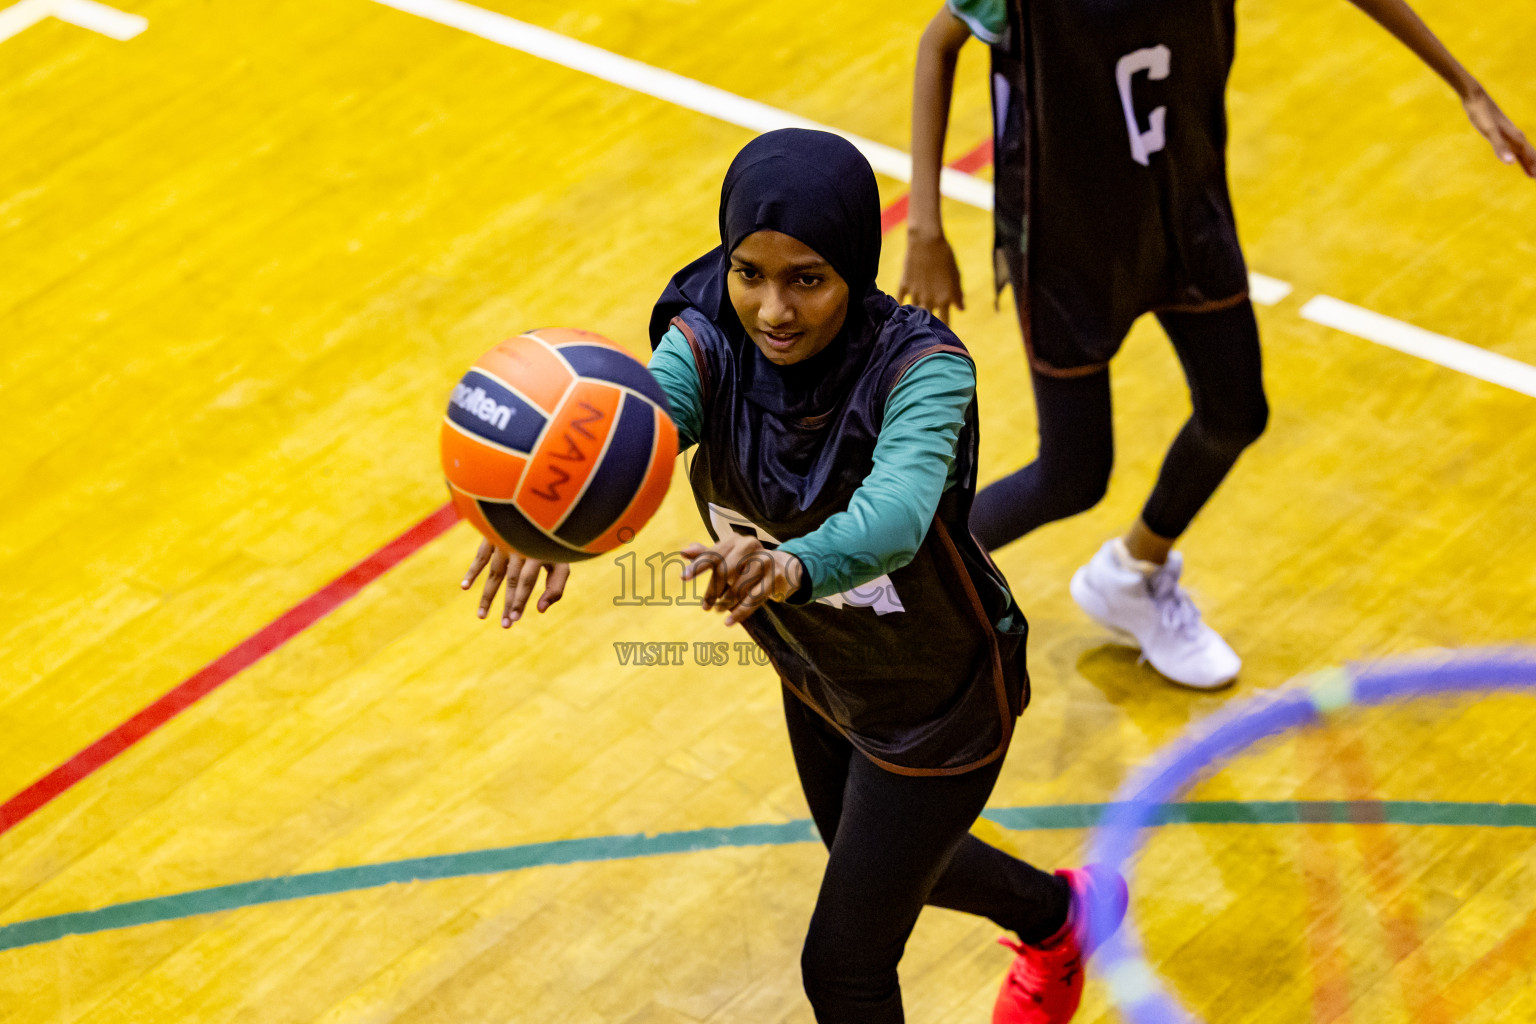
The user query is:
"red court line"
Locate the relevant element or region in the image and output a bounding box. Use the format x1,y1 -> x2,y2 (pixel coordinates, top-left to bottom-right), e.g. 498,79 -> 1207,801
1456,899 -> 1536,1006
1299,822 -> 1355,1023
879,139 -> 994,234
948,138 -> 995,175
0,502 -> 461,839
1,135 -> 996,841
1327,730 -> 1454,1024
1297,730 -> 1355,1023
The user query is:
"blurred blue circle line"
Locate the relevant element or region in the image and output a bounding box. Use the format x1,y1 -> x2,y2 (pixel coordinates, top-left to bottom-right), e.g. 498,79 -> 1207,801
1084,647 -> 1536,1024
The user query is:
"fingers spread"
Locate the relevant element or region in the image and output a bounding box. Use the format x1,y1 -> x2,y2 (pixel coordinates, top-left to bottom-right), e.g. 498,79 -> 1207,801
677,536 -> 787,621
691,536 -> 757,611
538,563 -> 571,612
716,549 -> 763,613
679,543 -> 710,579
478,548 -> 510,619
702,547 -> 735,609
684,548 -> 725,607
462,539 -> 494,590
503,555 -> 540,627
721,550 -> 776,625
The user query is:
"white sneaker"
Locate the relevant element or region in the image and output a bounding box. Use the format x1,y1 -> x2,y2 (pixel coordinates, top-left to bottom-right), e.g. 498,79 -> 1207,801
1069,539 -> 1240,690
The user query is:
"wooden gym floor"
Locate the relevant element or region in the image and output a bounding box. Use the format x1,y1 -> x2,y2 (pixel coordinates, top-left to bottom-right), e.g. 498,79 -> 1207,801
2,0 -> 1534,1021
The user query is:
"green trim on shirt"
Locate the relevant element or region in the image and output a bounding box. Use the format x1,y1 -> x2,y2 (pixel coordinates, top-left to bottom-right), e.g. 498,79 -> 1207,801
648,326 -> 706,451
946,0 -> 1006,44
778,354 -> 971,600
647,327 -> 974,601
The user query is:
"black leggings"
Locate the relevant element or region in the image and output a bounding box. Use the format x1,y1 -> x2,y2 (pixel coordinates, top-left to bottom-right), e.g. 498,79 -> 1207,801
784,690 -> 1069,1024
971,300 -> 1269,551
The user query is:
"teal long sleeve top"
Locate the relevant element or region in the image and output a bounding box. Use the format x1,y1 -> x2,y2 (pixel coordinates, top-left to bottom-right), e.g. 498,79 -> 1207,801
648,325 -> 974,601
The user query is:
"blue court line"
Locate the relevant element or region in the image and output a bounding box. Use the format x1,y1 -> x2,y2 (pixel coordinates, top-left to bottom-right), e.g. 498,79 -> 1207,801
3,801 -> 1532,953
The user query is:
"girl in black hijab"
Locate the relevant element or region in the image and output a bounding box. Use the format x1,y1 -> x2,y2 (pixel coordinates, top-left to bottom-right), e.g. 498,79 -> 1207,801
467,129 -> 1124,1024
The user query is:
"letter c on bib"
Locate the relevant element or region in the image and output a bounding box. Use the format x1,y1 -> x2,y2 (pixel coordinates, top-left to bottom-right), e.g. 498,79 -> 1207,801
1115,45 -> 1171,167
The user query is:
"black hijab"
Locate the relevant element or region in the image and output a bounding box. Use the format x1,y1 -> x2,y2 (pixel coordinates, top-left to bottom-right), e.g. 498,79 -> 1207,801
649,129 -> 898,419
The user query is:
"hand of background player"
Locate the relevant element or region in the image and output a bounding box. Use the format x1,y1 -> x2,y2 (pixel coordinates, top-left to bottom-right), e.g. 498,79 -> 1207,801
680,534 -> 804,627
461,538 -> 570,628
897,229 -> 965,324
1464,88 -> 1536,177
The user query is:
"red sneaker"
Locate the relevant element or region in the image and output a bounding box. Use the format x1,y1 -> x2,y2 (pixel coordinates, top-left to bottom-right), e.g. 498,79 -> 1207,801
991,865 -> 1128,1024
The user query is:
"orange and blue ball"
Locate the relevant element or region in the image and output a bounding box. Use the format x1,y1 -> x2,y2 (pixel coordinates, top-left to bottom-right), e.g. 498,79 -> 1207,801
440,328 -> 677,562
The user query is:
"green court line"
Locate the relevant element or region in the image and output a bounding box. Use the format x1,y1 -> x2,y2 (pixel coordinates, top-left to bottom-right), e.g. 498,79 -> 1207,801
3,801 -> 1531,953
982,799 -> 1536,830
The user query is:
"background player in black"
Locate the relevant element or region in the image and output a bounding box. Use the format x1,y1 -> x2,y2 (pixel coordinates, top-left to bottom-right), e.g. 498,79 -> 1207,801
902,0 -> 1534,690
465,130 -> 1127,1024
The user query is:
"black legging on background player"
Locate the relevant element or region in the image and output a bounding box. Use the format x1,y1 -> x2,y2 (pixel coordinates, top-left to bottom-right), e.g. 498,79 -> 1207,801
904,0 -> 1533,690
783,691 -> 1069,1021
970,299 -> 1268,550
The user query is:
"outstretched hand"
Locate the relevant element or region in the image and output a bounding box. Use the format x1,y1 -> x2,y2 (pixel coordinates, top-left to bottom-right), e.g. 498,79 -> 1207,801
461,538 -> 570,628
680,534 -> 805,627
898,229 -> 966,324
1464,89 -> 1536,177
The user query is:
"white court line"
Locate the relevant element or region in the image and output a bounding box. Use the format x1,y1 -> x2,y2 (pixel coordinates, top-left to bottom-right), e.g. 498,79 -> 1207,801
1247,272 -> 1293,306
52,0 -> 145,39
372,0 -> 1305,311
0,0 -> 54,40
372,0 -> 1536,400
368,0 -> 993,210
1301,295 -> 1536,399
0,0 -> 143,41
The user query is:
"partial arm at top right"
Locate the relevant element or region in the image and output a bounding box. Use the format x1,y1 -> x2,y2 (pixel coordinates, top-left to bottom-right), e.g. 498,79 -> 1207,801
1345,0 -> 1535,176
899,7 -> 974,323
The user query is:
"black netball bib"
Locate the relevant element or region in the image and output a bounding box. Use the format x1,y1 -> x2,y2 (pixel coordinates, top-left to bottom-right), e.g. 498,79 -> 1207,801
669,306 -> 1028,776
991,0 -> 1249,369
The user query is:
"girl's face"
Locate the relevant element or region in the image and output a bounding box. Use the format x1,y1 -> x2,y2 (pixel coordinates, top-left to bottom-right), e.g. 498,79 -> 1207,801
727,230 -> 850,367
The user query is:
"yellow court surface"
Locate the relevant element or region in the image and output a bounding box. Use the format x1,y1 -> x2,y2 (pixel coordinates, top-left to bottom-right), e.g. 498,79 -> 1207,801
2,1 -> 1535,1022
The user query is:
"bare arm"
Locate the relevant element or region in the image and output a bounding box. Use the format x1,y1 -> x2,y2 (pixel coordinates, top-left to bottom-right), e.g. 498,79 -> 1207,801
909,8 -> 970,239
1347,0 -> 1535,175
899,7 -> 973,321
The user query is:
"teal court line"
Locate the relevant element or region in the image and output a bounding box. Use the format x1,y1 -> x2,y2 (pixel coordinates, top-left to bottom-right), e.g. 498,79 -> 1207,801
4,800 -> 1533,953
